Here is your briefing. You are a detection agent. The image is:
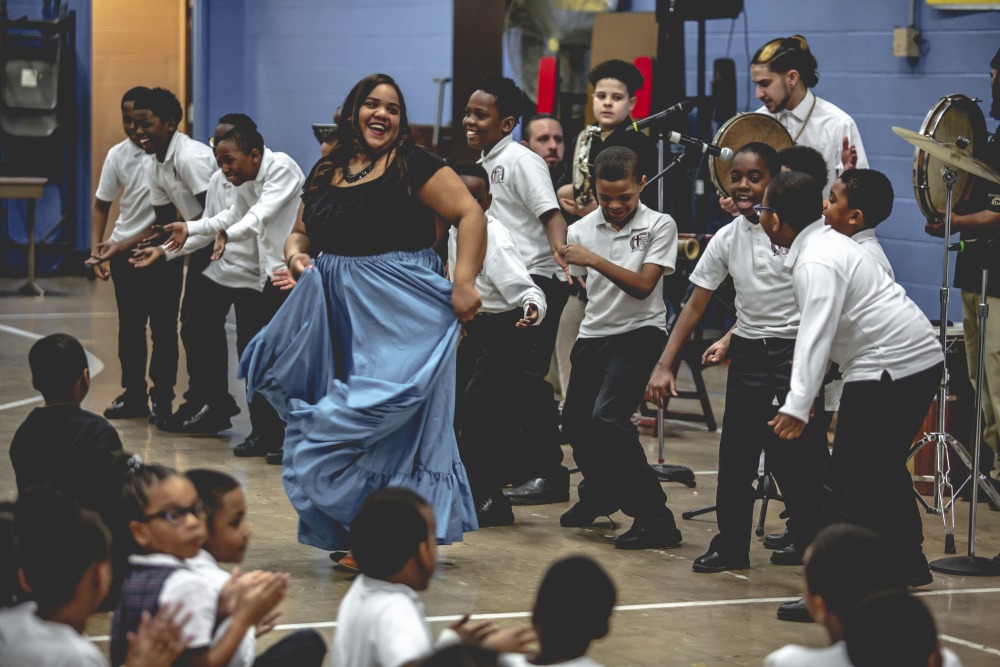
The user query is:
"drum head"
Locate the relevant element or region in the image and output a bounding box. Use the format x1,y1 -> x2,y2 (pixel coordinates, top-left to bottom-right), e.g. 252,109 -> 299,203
914,94 -> 988,220
710,113 -> 794,197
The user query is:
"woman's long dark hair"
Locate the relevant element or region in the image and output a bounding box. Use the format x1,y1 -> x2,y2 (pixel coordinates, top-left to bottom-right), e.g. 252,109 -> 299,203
304,73 -> 415,201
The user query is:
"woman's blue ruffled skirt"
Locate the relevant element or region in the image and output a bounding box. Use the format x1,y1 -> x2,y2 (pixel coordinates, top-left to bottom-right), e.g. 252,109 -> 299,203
240,248 -> 478,550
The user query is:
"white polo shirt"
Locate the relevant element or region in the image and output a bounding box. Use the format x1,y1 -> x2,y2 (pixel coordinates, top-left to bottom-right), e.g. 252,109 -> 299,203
186,148 -> 305,286
188,550 -> 256,667
448,215 -> 547,322
501,655 -> 604,667
0,602 -> 106,667
779,220 -> 943,422
690,215 -> 800,339
146,131 -> 216,221
479,134 -> 562,277
568,203 -> 677,338
757,90 -> 868,196
853,227 -> 894,279
95,137 -> 156,243
764,640 -> 962,667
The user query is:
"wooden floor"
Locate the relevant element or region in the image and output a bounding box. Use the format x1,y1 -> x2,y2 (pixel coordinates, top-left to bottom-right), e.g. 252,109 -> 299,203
1,276 -> 998,666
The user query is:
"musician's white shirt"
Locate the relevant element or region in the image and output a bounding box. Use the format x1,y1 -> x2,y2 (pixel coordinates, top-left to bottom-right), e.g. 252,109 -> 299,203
690,215 -> 799,340
780,220 -> 942,422
757,90 -> 868,196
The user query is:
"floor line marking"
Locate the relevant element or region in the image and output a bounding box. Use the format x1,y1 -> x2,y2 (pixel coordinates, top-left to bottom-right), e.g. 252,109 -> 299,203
939,634 -> 1000,656
0,311 -> 118,320
85,586 -> 1000,643
0,323 -> 104,411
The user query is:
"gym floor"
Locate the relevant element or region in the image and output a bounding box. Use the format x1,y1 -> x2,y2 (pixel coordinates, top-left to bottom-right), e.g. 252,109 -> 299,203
1,276 -> 998,666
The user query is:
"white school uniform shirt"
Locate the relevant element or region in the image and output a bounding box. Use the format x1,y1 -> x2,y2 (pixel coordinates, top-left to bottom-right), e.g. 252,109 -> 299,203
188,550 -> 256,667
779,220 -> 943,422
185,148 -> 305,288
690,215 -> 799,339
95,138 -> 156,244
447,215 -> 547,322
146,131 -> 216,221
479,134 -> 562,277
567,203 -> 677,338
852,227 -> 894,280
501,655 -> 605,667
757,90 -> 868,197
763,640 -> 962,667
0,602 -> 106,667
127,552 -> 220,651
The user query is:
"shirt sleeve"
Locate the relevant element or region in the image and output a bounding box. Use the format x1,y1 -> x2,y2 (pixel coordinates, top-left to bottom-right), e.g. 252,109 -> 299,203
187,194 -> 245,238
642,213 -> 678,275
489,243 -> 548,324
176,146 -> 215,200
95,149 -> 123,203
160,572 -> 217,649
213,161 -> 303,244
566,223 -> 587,277
689,222 -> 731,290
408,147 -> 447,192
374,602 -> 434,667
780,261 -> 846,422
512,152 -> 560,220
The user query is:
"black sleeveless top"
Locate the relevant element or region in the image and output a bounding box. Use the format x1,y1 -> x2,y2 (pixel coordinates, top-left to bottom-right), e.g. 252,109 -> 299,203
301,146 -> 446,256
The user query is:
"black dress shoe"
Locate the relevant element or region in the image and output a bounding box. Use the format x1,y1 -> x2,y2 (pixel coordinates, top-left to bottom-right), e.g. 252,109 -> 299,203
763,529 -> 793,550
559,500 -> 616,528
156,402 -> 202,432
692,550 -> 750,573
104,393 -> 149,419
504,475 -> 570,505
770,543 -> 804,566
233,434 -> 269,457
476,496 -> 515,527
149,398 -> 173,428
265,450 -> 283,465
614,518 -> 682,550
777,598 -> 814,623
180,405 -> 232,434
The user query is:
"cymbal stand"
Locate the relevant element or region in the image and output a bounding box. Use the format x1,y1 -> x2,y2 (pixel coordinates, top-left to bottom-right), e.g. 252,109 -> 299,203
931,237 -> 1000,576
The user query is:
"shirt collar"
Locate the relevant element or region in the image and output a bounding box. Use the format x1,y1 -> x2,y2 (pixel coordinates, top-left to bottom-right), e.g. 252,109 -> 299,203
356,574 -> 423,603
782,90 -> 816,125
482,133 -> 515,161
162,131 -> 182,164
852,227 -> 878,243
254,147 -> 273,186
785,217 -> 826,269
597,203 -> 650,233
128,552 -> 190,568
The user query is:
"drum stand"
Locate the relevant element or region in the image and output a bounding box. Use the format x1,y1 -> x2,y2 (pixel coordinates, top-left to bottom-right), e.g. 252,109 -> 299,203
908,168 -> 1000,550
931,237 -> 1000,576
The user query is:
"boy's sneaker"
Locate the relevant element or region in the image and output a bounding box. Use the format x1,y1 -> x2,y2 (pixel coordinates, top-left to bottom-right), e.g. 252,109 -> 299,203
104,393 -> 149,419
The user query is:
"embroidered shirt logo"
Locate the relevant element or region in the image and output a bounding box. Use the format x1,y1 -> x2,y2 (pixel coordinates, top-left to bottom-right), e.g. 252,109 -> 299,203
989,193 -> 1000,212
630,231 -> 650,252
491,166 -> 505,185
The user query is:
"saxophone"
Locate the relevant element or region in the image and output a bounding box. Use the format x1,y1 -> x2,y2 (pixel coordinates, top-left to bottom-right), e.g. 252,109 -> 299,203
572,124 -> 602,209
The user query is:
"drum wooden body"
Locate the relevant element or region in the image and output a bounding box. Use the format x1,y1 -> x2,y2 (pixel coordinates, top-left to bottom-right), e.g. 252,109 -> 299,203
913,94 -> 987,220
709,113 -> 793,196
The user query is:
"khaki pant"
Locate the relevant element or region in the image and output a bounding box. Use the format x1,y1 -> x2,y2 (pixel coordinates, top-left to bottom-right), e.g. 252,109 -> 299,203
962,290 -> 1000,478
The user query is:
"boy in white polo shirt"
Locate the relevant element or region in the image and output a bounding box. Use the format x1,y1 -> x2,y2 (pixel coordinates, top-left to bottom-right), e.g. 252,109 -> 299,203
464,75 -> 572,505
558,146 -> 681,549
822,168 -> 895,279
646,143 -> 828,573
761,171 -> 943,587
87,86 -> 183,427
448,162 -> 547,527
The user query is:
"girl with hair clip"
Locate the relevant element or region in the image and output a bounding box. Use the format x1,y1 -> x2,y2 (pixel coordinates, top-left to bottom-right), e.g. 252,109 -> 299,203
0,486 -> 187,667
240,73 -> 487,559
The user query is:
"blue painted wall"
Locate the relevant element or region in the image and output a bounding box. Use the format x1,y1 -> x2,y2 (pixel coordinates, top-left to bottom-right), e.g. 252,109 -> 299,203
193,0 -> 998,319
2,0 -> 91,271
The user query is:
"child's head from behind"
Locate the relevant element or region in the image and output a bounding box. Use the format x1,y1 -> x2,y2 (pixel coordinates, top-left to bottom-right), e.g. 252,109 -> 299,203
532,556 -> 615,658
803,523 -> 900,639
594,146 -> 644,226
845,591 -> 942,667
825,168 -> 894,237
16,487 -> 111,611
453,162 -> 492,214
760,170 -> 822,250
187,469 -> 250,564
131,87 -> 183,158
351,488 -> 436,590
29,333 -> 89,405
778,145 -> 827,189
729,142 -> 779,218
588,60 -> 642,131
215,126 -> 265,187
122,463 -> 205,560
121,86 -> 150,147
465,75 -> 522,152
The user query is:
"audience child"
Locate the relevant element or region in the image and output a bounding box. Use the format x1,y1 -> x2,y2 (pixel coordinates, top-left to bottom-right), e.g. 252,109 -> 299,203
646,143 -> 828,572
464,75 -> 571,506
0,487 -> 186,667
559,147 -> 681,549
9,334 -> 123,525
86,86 -> 182,426
111,463 -> 288,667
501,555 -> 615,667
448,162 -> 546,526
845,591 -> 961,667
187,468 -> 326,666
822,168 -> 895,278
330,488 -> 534,667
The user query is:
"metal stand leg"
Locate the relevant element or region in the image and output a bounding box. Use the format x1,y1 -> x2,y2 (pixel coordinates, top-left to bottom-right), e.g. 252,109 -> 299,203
651,404 -> 696,487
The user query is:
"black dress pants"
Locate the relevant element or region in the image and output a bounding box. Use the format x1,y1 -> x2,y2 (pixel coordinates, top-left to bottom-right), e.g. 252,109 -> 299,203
109,249 -> 183,402
712,335 -> 829,561
562,327 -> 676,524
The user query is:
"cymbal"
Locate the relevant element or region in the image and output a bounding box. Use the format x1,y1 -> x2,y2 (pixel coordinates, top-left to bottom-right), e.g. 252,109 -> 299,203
893,126 -> 1000,185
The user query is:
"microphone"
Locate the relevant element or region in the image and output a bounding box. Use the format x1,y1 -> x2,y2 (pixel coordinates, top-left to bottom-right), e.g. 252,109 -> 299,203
948,238 -> 995,252
628,100 -> 694,132
666,132 -> 734,160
